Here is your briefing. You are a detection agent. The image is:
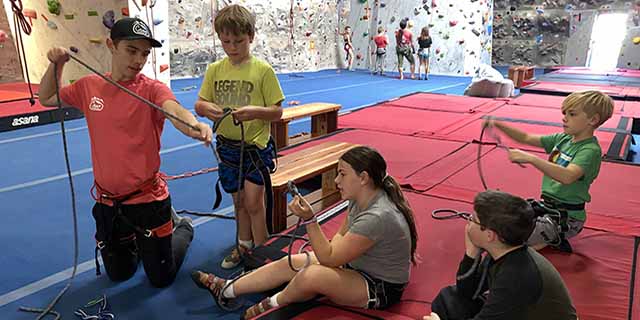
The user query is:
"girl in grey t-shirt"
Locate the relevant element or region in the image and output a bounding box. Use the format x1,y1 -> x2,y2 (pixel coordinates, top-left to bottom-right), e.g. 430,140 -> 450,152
192,146 -> 418,319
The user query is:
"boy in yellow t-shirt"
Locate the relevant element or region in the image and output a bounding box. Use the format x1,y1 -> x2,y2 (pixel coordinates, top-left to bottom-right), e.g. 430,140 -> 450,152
195,4 -> 285,269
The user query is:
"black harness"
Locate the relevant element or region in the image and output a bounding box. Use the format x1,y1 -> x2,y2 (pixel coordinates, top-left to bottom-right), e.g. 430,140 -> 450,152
528,196 -> 584,249
92,178 -> 171,275
211,130 -> 277,233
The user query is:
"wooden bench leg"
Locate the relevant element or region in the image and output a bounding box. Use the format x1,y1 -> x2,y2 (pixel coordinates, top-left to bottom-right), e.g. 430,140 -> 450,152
311,111 -> 338,138
321,169 -> 337,205
271,122 -> 289,150
271,186 -> 288,233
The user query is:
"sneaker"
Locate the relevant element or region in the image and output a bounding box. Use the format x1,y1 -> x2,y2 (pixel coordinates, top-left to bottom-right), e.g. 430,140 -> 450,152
220,245 -> 249,269
191,270 -> 229,302
244,297 -> 275,319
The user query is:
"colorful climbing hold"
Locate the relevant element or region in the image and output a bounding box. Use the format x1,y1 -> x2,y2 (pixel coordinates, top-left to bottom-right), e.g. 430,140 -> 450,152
633,37 -> 640,45
160,64 -> 169,73
121,8 -> 129,16
0,30 -> 8,43
89,38 -> 102,44
449,20 -> 458,27
69,46 -> 79,53
153,18 -> 163,26
47,0 -> 61,15
47,21 -> 58,30
88,10 -> 99,17
103,10 -> 115,29
64,13 -> 74,20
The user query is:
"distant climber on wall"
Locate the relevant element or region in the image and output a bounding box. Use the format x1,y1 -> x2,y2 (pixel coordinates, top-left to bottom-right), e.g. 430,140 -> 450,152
338,26 -> 354,71
395,18 -> 415,80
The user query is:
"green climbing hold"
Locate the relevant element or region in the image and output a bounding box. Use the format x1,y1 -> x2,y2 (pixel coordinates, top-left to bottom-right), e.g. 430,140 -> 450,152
88,10 -> 98,17
47,0 -> 61,16
64,13 -> 74,20
363,32 -> 368,37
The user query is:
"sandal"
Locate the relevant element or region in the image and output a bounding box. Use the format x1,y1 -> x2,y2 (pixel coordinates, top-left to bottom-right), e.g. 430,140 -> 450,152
191,270 -> 228,302
243,297 -> 274,319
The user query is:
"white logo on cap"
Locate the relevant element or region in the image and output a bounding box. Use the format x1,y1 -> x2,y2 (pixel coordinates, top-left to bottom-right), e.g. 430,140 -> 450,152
132,21 -> 150,37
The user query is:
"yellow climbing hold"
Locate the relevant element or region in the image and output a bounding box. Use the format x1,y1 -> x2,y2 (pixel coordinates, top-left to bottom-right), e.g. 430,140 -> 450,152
89,37 -> 102,44
633,36 -> 640,45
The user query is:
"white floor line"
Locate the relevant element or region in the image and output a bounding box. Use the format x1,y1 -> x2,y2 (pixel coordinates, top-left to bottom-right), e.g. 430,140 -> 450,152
0,125 -> 88,145
286,79 -> 394,97
0,141 -> 204,194
0,206 -> 235,308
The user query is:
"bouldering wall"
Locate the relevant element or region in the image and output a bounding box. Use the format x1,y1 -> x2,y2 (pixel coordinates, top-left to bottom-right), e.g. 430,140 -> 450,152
345,0 -> 494,76
168,0 -> 343,78
1,0 -> 128,85
0,0 -> 22,83
127,0 -> 171,85
617,5 -> 640,69
492,0 -> 639,68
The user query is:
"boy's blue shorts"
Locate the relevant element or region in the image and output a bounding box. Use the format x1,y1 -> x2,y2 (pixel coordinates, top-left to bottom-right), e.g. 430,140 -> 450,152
216,136 -> 275,194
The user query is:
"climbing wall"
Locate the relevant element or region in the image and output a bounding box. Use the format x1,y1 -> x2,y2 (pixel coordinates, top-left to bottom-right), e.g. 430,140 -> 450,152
564,10 -> 596,66
493,0 -> 639,67
1,0 -> 128,85
0,0 -> 22,83
127,0 -> 171,85
617,6 -> 640,69
347,0 -> 494,76
168,0 -> 343,78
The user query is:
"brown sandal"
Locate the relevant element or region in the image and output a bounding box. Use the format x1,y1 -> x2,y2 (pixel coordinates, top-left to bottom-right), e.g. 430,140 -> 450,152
243,297 -> 274,319
190,270 -> 227,301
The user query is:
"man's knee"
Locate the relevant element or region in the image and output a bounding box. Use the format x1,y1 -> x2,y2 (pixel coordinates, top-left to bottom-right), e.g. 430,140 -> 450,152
101,247 -> 138,282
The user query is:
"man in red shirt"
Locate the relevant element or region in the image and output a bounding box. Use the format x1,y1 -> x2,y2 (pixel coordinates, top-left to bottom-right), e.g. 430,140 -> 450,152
38,18 -> 212,287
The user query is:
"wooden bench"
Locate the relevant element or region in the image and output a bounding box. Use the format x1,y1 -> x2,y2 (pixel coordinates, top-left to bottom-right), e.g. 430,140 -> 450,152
271,103 -> 342,149
269,141 -> 357,233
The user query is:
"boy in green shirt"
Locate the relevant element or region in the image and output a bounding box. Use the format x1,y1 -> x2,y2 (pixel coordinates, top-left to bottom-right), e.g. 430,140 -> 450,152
485,90 -> 614,251
195,4 -> 285,269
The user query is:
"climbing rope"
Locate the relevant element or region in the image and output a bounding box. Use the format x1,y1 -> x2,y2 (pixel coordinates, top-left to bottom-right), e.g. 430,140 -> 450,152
10,0 -> 35,105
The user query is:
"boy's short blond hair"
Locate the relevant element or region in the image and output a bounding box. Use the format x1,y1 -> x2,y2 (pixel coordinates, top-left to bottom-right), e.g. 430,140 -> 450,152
561,90 -> 614,127
214,4 -> 255,37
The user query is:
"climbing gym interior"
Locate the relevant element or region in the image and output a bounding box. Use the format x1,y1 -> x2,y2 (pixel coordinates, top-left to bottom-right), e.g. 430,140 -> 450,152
1,0 -> 640,319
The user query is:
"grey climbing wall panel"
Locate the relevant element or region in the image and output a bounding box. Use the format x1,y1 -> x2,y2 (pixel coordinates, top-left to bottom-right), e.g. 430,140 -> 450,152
169,0 -> 342,78
493,0 -> 640,68
345,0 -> 494,76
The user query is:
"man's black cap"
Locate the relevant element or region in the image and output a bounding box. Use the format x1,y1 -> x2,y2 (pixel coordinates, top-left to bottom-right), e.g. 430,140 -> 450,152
110,17 -> 162,48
